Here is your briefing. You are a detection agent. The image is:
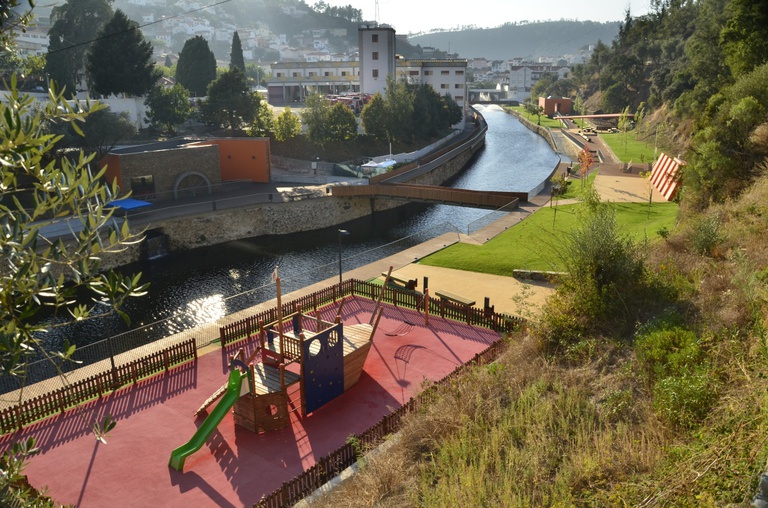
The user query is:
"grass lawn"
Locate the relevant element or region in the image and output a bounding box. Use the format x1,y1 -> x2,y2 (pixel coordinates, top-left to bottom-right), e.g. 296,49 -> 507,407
557,171 -> 597,200
601,131 -> 657,164
507,105 -> 564,129
420,202 -> 678,275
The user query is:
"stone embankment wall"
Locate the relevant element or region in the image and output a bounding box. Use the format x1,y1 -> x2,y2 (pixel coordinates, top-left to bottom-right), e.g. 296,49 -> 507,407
161,146 -> 474,252
96,131 -> 481,270
507,109 -> 582,160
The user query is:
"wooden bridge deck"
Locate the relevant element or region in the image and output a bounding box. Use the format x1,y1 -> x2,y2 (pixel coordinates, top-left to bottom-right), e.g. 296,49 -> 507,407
332,183 -> 522,210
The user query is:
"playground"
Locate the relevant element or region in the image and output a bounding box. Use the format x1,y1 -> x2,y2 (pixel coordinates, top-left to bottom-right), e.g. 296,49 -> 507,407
1,296 -> 502,507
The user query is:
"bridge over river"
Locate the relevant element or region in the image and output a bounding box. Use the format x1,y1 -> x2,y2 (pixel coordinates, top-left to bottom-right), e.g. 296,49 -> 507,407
332,182 -> 524,210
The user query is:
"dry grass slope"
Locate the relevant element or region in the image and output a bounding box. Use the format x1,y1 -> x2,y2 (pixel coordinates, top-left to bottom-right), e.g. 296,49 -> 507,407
308,168 -> 768,507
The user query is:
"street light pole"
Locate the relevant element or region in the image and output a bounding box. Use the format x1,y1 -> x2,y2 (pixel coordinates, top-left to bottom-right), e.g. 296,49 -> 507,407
338,229 -> 349,285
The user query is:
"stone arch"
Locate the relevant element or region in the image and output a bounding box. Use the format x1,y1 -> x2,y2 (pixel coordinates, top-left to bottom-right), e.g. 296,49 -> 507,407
173,171 -> 213,199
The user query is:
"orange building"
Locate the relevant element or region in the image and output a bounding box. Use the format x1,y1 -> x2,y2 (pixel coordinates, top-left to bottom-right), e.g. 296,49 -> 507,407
100,138 -> 271,201
538,96 -> 573,116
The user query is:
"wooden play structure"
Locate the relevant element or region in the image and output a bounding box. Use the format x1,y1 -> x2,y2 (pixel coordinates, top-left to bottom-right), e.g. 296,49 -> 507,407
230,302 -> 382,433
170,268 -> 390,471
170,300 -> 382,471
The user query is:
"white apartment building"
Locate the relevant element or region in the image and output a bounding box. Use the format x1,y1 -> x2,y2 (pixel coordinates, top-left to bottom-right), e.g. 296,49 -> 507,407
266,23 -> 468,125
357,23 -> 397,97
508,64 -> 570,92
15,27 -> 48,57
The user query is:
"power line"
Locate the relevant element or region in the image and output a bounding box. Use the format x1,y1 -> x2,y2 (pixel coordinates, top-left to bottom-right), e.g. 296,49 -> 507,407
46,0 -> 233,55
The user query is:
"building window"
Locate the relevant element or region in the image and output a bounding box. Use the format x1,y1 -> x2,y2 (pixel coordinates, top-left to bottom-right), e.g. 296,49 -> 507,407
130,175 -> 155,197
372,34 -> 378,43
455,83 -> 463,89
455,95 -> 464,101
324,71 -> 331,76
424,70 -> 433,76
276,72 -> 283,77
409,70 -> 419,76
341,71 -> 347,76
372,51 -> 378,60
292,72 -> 299,77
456,70 -> 464,75
308,72 -> 316,77
441,70 -> 449,75
372,69 -> 379,78
440,83 -> 449,89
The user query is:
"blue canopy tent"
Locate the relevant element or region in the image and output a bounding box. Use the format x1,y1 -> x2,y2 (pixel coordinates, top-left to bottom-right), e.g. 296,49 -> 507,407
110,198 -> 152,215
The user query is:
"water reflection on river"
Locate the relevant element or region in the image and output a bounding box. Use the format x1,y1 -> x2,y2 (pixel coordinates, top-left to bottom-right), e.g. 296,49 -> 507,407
59,106 -> 561,347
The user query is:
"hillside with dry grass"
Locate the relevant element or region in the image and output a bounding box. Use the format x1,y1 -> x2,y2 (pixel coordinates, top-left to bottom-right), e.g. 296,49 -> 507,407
307,168 -> 768,507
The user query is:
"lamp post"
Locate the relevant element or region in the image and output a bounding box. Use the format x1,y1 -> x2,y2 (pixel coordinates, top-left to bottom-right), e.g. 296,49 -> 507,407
338,229 -> 350,285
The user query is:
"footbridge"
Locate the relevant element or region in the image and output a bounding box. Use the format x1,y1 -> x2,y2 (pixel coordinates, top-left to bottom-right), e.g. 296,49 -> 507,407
331,183 -> 523,210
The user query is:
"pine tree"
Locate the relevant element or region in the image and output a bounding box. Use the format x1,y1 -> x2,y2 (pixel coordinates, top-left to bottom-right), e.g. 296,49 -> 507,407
230,31 -> 245,72
87,10 -> 160,97
176,36 -> 216,98
46,0 -> 114,97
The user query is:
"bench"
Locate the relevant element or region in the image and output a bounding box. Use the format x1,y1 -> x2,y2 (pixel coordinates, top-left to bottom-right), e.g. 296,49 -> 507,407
382,272 -> 417,290
285,190 -> 313,201
435,290 -> 475,307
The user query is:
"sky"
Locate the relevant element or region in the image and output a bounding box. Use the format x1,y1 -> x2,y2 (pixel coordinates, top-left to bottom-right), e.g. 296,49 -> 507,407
321,0 -> 653,34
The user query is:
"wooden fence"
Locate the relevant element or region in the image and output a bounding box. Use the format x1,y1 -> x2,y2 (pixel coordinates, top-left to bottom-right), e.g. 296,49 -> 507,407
0,339 -> 197,435
220,279 -> 523,348
253,339 -> 507,508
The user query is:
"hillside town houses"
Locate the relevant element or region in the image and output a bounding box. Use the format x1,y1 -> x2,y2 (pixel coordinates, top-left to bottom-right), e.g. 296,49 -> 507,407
9,0 -> 597,125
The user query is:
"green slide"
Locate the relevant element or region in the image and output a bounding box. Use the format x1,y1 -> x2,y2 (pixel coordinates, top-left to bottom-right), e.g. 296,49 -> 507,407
169,369 -> 246,471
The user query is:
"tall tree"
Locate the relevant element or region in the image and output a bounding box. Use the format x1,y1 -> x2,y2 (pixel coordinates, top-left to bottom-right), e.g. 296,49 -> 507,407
145,83 -> 192,135
175,36 -> 216,98
46,0 -> 114,97
720,0 -> 768,78
384,75 -> 414,142
248,101 -> 275,137
274,107 -> 301,141
200,67 -> 259,130
301,92 -> 332,144
87,10 -> 160,97
50,107 -> 137,159
360,92 -> 388,140
229,31 -> 245,72
327,102 -> 358,141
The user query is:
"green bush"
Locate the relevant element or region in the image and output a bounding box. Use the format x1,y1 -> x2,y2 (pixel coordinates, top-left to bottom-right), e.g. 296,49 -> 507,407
692,213 -> 722,256
635,326 -> 717,428
653,368 -> 716,428
635,327 -> 704,384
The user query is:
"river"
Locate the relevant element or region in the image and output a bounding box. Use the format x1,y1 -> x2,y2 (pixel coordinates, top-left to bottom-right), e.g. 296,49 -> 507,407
46,106 -> 561,354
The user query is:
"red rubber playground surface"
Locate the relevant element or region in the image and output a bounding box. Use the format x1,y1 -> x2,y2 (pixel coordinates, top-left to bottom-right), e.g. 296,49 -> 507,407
2,297 -> 501,507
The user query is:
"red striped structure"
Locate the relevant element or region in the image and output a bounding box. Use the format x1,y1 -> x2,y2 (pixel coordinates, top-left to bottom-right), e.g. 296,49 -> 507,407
650,153 -> 684,201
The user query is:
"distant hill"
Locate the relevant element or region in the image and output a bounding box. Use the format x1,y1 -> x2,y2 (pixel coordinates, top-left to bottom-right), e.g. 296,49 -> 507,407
407,21 -> 620,61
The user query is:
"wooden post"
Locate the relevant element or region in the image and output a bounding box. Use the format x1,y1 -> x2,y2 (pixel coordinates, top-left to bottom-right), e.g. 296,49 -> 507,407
275,267 -> 284,350
424,288 -> 430,326
371,266 -> 392,325
313,294 -> 321,331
